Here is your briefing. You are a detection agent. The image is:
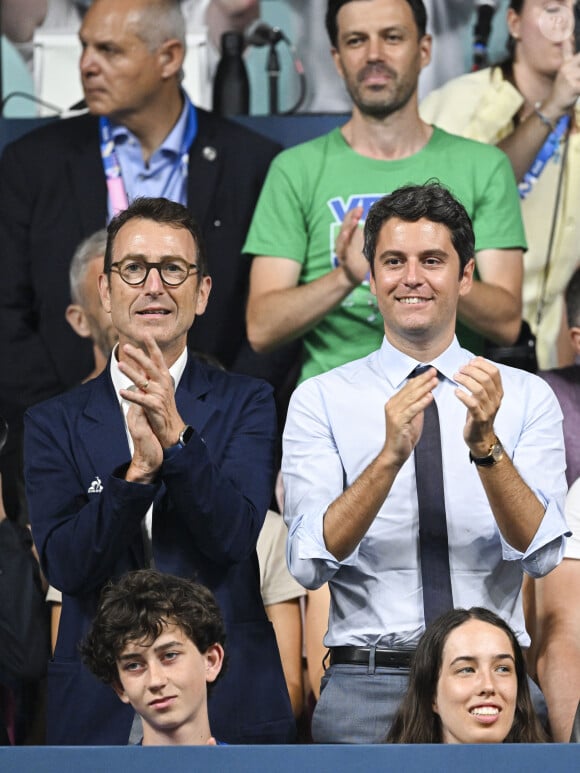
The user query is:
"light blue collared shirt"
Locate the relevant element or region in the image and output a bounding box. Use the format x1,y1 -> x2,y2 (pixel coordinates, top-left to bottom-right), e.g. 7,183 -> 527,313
108,96 -> 191,220
282,337 -> 569,648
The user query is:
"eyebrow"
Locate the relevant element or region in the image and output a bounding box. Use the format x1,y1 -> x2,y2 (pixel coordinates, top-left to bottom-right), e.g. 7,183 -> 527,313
377,249 -> 450,260
117,640 -> 184,661
340,24 -> 409,39
449,654 -> 515,666
119,253 -> 189,262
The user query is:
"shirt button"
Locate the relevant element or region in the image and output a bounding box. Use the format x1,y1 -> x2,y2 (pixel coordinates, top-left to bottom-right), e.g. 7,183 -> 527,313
214,219 -> 221,228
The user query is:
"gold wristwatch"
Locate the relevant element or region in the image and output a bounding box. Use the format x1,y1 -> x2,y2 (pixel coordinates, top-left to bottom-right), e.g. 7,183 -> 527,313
469,437 -> 504,467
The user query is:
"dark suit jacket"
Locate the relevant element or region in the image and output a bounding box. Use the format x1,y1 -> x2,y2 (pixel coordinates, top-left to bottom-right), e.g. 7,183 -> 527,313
0,519 -> 49,683
24,354 -> 295,745
0,108 -> 281,437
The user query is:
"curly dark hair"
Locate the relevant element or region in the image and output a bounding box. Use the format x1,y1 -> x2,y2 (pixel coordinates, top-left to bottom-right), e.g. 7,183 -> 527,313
386,607 -> 546,744
81,569 -> 226,693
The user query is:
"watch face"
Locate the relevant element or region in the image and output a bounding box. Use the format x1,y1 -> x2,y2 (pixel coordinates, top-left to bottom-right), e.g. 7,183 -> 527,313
491,442 -> 504,463
179,425 -> 194,446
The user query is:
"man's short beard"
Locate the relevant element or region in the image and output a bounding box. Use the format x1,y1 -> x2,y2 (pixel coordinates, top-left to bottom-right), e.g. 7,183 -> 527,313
349,85 -> 416,120
344,58 -> 420,121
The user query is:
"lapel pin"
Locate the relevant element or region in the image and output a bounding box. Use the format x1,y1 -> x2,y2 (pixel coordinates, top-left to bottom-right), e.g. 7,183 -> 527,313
202,146 -> 217,162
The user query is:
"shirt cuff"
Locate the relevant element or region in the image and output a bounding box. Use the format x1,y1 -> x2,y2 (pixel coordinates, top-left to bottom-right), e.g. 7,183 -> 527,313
500,498 -> 570,578
286,507 -> 361,588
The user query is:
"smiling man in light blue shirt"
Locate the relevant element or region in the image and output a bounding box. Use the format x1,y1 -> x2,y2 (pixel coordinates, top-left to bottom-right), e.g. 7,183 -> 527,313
282,181 -> 569,744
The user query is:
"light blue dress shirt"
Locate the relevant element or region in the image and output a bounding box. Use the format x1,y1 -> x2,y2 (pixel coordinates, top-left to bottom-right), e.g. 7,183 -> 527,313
282,336 -> 569,648
108,96 -> 191,220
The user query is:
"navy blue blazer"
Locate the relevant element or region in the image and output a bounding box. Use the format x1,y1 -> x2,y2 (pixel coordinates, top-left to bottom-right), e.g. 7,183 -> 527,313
24,354 -> 295,745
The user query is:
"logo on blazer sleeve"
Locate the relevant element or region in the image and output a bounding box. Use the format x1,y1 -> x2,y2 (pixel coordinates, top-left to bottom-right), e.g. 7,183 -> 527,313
87,476 -> 103,494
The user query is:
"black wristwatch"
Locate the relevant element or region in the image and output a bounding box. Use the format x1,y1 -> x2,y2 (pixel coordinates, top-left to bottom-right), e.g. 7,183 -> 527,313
178,425 -> 194,447
163,426 -> 194,460
469,437 -> 504,467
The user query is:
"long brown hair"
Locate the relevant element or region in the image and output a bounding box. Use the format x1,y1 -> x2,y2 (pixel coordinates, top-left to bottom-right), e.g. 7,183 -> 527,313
386,607 -> 546,744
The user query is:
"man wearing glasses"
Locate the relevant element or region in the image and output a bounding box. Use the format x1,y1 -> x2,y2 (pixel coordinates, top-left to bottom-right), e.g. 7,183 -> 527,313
24,197 -> 295,746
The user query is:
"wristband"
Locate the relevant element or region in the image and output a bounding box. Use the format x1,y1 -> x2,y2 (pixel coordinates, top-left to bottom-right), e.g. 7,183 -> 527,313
533,102 -> 557,132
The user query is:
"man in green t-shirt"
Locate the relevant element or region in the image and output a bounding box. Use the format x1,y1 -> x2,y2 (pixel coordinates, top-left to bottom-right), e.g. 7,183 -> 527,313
243,0 -> 525,383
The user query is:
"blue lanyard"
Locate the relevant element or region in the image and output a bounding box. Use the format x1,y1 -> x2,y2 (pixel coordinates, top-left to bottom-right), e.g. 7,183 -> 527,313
98,96 -> 198,217
518,115 -> 570,201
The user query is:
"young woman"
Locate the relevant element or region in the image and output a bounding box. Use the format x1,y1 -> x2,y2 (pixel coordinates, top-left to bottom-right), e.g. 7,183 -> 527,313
421,0 -> 580,371
386,607 -> 546,743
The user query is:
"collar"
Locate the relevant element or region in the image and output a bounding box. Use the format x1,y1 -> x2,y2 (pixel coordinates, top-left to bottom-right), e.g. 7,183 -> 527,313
109,344 -> 189,408
375,336 -> 470,390
109,93 -> 191,159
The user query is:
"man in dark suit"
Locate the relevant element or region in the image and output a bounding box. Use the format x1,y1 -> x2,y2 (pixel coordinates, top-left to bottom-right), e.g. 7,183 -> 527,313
0,0 -> 281,517
24,197 -> 295,745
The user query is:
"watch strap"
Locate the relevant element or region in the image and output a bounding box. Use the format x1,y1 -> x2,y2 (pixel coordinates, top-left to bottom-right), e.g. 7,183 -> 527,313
469,437 -> 503,467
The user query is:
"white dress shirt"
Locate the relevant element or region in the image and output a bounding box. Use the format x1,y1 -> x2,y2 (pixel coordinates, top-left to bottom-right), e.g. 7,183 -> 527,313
283,336 -> 568,647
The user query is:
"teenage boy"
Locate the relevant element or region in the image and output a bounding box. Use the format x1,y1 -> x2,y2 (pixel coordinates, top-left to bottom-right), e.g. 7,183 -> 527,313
82,569 -> 226,746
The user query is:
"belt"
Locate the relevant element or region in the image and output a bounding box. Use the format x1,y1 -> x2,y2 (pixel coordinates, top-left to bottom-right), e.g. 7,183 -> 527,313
329,646 -> 414,669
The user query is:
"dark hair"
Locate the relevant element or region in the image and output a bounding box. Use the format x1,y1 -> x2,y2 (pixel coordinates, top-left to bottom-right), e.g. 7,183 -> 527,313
104,197 -> 208,277
386,607 -> 546,744
504,1 -> 525,63
565,266 -> 580,329
326,0 -> 427,47
363,182 -> 475,275
81,570 -> 226,693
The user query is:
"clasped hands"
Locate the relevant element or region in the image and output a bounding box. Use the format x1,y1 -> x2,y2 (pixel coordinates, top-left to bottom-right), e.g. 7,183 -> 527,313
118,334 -> 185,484
381,357 -> 503,469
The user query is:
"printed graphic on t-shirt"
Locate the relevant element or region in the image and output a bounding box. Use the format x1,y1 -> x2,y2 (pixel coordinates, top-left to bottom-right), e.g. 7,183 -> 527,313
327,193 -> 384,323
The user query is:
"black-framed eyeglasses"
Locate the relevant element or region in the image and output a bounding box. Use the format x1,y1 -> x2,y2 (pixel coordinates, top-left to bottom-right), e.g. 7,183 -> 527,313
110,258 -> 199,286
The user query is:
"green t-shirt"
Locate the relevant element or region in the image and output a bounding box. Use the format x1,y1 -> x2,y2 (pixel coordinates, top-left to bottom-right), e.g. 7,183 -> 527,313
244,127 -> 526,381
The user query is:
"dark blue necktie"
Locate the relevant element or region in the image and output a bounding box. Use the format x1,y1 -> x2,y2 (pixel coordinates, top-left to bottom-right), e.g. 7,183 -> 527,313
410,365 -> 453,625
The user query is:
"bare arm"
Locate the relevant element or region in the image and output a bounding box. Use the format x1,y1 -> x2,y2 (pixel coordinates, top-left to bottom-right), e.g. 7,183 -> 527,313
455,358 -> 544,552
534,558 -> 580,742
323,369 -> 439,560
457,248 -> 523,346
304,584 -> 330,701
265,599 -> 304,718
497,45 -> 580,182
246,207 -> 367,352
